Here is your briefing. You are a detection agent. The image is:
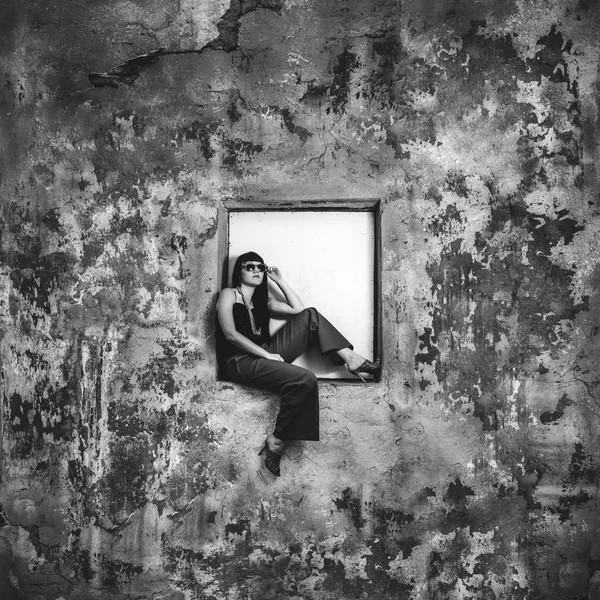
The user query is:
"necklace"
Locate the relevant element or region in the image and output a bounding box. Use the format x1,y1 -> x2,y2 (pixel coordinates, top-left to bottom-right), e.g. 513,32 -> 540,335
237,287 -> 262,336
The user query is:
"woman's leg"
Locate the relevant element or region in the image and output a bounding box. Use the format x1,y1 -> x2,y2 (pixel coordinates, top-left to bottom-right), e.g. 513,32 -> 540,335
268,307 -> 353,365
225,354 -> 319,442
269,308 -> 370,372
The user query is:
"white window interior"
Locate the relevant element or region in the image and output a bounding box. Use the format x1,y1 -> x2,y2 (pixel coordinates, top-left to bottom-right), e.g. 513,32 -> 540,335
228,210 -> 375,378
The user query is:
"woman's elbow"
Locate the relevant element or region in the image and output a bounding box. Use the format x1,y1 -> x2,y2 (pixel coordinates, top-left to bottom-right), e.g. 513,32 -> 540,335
224,331 -> 238,343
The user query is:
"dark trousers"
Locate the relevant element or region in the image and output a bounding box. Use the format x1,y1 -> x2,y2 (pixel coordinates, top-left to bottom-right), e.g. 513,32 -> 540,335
224,308 -> 352,441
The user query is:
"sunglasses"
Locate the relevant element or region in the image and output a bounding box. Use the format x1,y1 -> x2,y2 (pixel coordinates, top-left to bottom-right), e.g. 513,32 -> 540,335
242,262 -> 267,273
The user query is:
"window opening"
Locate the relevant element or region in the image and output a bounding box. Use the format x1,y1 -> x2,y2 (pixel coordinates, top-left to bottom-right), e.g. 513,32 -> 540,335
224,208 -> 379,379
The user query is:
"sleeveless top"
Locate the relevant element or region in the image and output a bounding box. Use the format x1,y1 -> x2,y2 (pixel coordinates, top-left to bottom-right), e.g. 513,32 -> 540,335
215,300 -> 270,361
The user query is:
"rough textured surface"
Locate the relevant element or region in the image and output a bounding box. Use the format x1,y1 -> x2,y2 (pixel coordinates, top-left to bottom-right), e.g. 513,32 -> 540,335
1,0 -> 600,598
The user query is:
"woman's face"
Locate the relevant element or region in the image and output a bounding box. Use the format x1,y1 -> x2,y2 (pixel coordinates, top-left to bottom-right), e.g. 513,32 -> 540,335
239,261 -> 266,287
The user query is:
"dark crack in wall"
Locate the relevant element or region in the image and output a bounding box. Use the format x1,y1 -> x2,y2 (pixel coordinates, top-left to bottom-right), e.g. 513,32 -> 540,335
1,0 -> 600,598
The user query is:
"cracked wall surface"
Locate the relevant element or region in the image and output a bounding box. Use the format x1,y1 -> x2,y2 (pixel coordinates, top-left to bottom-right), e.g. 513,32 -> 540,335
1,0 -> 600,598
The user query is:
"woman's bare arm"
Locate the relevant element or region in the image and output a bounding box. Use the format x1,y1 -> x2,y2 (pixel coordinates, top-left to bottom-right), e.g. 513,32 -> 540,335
267,267 -> 305,317
217,288 -> 283,361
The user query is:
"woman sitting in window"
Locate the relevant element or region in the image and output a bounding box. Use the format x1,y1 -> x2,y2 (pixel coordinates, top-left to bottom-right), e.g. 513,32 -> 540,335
215,251 -> 380,477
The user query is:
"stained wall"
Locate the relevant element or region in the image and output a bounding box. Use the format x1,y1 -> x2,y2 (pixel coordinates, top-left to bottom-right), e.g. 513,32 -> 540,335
1,0 -> 600,598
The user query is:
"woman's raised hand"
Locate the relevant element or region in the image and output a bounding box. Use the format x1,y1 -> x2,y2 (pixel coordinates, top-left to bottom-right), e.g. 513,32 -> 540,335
267,266 -> 283,282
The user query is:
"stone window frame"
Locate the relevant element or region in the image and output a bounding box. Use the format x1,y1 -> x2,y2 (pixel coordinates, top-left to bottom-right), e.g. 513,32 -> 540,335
217,198 -> 382,382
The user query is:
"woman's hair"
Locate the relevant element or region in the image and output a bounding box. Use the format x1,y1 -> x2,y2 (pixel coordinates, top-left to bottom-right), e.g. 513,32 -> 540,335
230,251 -> 270,333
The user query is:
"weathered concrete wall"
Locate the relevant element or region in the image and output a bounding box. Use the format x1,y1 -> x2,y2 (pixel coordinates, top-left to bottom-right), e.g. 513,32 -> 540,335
1,0 -> 600,598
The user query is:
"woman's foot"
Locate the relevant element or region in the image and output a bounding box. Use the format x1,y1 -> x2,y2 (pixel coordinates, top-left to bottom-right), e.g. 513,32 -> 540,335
337,348 -> 367,372
266,434 -> 284,454
259,434 -> 284,476
348,358 -> 381,381
337,349 -> 380,379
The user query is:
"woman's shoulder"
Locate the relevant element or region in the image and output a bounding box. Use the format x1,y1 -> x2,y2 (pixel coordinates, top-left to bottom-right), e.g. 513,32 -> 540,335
218,287 -> 237,304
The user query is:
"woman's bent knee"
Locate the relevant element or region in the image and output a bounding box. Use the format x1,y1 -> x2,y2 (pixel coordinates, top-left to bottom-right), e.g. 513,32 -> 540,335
285,368 -> 317,391
299,369 -> 318,390
296,307 -> 318,328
